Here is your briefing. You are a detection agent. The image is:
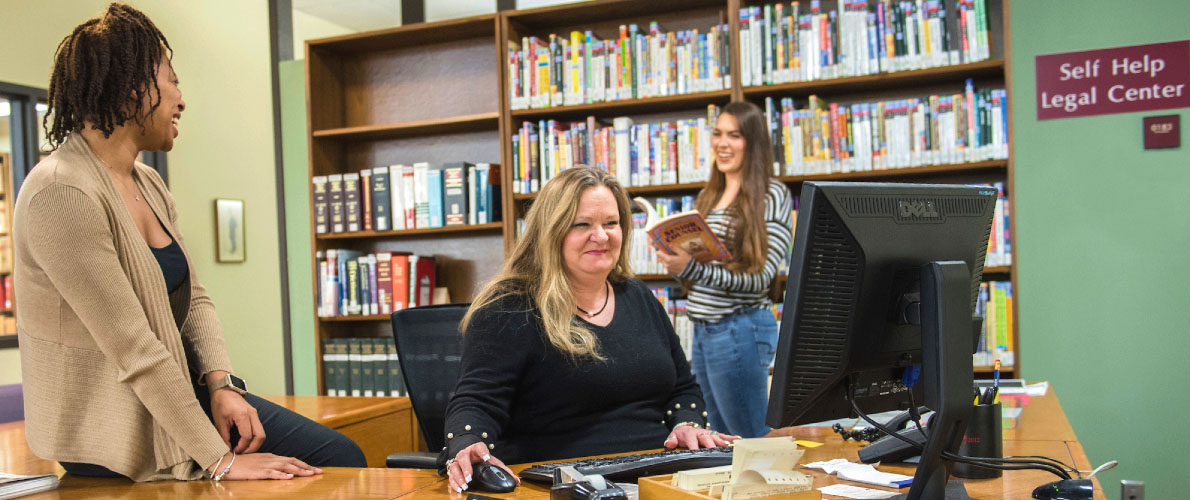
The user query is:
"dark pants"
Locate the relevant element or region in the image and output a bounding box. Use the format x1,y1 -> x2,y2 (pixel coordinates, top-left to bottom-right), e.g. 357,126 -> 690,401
61,380 -> 366,478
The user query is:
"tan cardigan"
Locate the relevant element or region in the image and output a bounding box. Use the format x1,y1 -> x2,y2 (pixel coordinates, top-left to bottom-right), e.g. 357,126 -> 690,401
13,136 -> 233,481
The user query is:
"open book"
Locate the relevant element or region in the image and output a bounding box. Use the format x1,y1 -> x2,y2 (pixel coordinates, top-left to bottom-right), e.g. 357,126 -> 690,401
634,197 -> 731,264
0,472 -> 58,499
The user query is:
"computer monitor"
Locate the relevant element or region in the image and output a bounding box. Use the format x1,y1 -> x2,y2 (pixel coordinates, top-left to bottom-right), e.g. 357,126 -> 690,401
767,181 -> 997,500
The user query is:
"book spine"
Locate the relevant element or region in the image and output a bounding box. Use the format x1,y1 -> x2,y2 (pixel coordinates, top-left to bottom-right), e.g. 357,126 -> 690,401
312,176 -> 329,234
322,339 -> 336,396
343,172 -> 361,232
373,338 -> 389,397
360,169 -> 373,232
443,163 -> 470,226
371,166 -> 391,232
387,339 -> 405,397
427,166 -> 444,228
376,252 -> 393,315
328,174 -> 344,233
360,340 -> 374,397
348,339 -> 363,397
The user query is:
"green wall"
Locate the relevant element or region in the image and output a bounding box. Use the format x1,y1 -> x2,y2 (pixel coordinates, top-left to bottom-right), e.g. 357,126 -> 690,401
281,59 -> 318,396
0,0 -> 287,395
1011,2 -> 1190,497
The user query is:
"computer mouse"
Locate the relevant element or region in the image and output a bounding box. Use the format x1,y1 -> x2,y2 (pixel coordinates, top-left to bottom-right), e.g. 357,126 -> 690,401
470,463 -> 517,493
1032,478 -> 1093,500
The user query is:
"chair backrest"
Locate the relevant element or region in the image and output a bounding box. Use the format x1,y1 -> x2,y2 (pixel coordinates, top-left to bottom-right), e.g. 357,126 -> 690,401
391,303 -> 469,452
0,383 -> 24,423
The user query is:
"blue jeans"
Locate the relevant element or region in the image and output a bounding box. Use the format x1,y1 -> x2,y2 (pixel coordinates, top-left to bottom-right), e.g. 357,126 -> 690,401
690,307 -> 779,438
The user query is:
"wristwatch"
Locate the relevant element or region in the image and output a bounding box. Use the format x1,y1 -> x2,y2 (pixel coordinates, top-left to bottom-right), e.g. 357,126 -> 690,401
208,374 -> 248,395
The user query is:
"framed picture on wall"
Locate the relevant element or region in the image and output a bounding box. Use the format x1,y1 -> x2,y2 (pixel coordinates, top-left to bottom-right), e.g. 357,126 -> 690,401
214,198 -> 245,263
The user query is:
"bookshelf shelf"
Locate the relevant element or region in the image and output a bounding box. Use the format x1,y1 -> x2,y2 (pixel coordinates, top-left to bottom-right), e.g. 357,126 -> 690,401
514,161 -> 1005,200
775,160 -> 1008,184
320,314 -> 389,323
504,0 -> 725,28
312,113 -> 500,142
316,222 -> 503,240
309,14 -> 496,54
510,90 -> 732,121
984,266 -> 1011,274
741,59 -> 1006,100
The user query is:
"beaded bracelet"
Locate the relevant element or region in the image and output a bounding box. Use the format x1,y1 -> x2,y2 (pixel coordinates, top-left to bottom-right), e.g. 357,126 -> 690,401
213,452 -> 237,481
204,453 -> 229,480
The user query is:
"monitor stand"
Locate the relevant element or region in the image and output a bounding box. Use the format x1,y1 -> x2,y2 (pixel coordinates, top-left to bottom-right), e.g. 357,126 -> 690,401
901,261 -> 976,500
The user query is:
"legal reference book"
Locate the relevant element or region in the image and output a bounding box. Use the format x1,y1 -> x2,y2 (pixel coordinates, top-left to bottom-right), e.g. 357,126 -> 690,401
328,174 -> 345,233
633,197 -> 730,264
312,175 -> 329,234
443,162 -> 473,226
343,172 -> 362,232
360,168 -> 373,232
371,166 -> 392,231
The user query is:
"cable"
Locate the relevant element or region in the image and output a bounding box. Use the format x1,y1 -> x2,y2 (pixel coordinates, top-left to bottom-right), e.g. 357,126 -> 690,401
846,397 -> 1072,480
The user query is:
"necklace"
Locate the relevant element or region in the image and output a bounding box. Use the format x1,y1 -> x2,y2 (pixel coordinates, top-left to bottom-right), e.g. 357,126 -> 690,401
575,281 -> 611,319
108,167 -> 142,201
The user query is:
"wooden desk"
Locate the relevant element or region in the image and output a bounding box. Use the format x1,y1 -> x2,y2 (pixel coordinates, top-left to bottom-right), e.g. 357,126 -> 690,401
261,395 -> 419,467
7,387 -> 1102,499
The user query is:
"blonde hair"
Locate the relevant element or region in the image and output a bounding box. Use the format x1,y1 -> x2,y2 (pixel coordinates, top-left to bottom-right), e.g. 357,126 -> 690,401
460,166 -> 635,360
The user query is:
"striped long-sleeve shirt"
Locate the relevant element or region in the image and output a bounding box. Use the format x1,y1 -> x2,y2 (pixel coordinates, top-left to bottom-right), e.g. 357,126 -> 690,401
678,180 -> 794,322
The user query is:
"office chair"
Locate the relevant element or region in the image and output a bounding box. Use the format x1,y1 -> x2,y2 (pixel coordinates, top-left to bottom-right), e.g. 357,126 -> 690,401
386,303 -> 469,469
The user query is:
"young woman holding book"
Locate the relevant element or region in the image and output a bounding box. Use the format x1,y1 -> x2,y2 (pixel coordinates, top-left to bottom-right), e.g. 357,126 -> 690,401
13,3 -> 364,481
440,166 -> 738,494
655,101 -> 795,438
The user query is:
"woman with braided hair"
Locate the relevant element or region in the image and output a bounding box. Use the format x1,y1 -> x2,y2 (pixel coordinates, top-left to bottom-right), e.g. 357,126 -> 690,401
14,3 -> 365,481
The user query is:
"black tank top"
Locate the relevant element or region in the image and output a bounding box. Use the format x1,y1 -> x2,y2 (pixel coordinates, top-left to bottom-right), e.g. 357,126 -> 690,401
150,238 -> 189,293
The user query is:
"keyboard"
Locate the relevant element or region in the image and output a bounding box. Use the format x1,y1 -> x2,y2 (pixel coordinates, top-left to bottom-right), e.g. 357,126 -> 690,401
519,446 -> 734,484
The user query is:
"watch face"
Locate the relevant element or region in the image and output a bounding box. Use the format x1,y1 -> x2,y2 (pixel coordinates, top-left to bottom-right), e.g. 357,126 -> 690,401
229,374 -> 247,392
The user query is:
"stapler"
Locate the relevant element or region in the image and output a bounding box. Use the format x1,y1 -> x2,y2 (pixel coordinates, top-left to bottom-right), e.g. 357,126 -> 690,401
550,466 -> 628,500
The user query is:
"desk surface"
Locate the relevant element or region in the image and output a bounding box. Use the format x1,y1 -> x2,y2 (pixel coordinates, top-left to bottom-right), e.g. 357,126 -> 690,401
8,387 -> 1104,500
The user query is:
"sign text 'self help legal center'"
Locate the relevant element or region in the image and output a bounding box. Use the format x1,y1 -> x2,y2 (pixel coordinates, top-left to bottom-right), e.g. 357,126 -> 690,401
1035,40 -> 1189,120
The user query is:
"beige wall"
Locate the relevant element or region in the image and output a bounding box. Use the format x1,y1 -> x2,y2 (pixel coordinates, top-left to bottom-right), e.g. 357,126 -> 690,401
0,0 -> 287,395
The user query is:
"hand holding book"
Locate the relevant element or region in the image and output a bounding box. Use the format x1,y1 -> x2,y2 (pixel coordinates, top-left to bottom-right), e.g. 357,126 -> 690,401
634,197 -> 731,272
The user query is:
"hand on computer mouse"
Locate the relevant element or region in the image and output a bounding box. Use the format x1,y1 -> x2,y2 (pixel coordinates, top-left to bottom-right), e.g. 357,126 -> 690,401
444,442 -> 519,494
664,424 -> 739,450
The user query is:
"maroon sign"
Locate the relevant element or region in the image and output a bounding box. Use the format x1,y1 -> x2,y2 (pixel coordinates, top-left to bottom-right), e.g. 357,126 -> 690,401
1143,115 -> 1180,149
1036,40 -> 1190,120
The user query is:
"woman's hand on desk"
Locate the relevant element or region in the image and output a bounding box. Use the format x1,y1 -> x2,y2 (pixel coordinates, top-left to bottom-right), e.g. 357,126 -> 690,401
207,452 -> 322,480
445,442 -> 519,493
664,425 -> 739,450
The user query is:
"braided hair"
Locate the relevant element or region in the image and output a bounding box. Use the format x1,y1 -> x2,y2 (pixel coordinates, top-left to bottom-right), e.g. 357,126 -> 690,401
44,3 -> 172,149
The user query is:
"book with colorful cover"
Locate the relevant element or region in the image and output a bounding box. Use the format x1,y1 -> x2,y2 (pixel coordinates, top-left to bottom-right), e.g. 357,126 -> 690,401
633,197 -> 730,264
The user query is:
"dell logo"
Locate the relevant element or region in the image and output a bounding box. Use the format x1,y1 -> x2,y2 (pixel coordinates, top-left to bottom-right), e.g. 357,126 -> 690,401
898,200 -> 940,218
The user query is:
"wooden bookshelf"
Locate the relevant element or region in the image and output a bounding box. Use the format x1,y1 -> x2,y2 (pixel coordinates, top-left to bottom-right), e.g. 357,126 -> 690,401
0,153 -> 14,340
304,0 -> 1020,394
305,14 -> 506,396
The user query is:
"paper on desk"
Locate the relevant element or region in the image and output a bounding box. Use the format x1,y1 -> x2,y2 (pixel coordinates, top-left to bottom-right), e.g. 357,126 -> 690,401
818,484 -> 901,499
997,381 -> 1048,396
804,459 -> 913,489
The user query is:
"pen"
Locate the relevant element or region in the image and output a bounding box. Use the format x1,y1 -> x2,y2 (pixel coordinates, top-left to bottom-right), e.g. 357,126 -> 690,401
993,359 -> 1000,390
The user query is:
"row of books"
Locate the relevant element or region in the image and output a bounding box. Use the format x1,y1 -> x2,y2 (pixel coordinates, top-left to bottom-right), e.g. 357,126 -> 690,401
511,105 -> 721,194
312,163 -> 501,234
763,81 -> 1008,176
509,23 -> 732,110
0,236 -> 10,274
0,275 -> 12,312
316,250 -> 437,318
740,0 -> 994,86
321,338 -> 407,397
651,287 -> 694,362
974,281 -> 1013,367
986,182 -> 1011,268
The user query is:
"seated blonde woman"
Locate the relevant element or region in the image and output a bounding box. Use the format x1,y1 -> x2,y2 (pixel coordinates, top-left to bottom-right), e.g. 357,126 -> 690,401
437,166 -> 738,493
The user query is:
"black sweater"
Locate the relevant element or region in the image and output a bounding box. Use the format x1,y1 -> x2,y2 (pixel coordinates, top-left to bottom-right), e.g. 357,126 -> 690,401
440,278 -> 707,465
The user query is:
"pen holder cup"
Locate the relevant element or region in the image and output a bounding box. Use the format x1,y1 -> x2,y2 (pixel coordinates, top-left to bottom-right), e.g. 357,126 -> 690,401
952,402 -> 1003,479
